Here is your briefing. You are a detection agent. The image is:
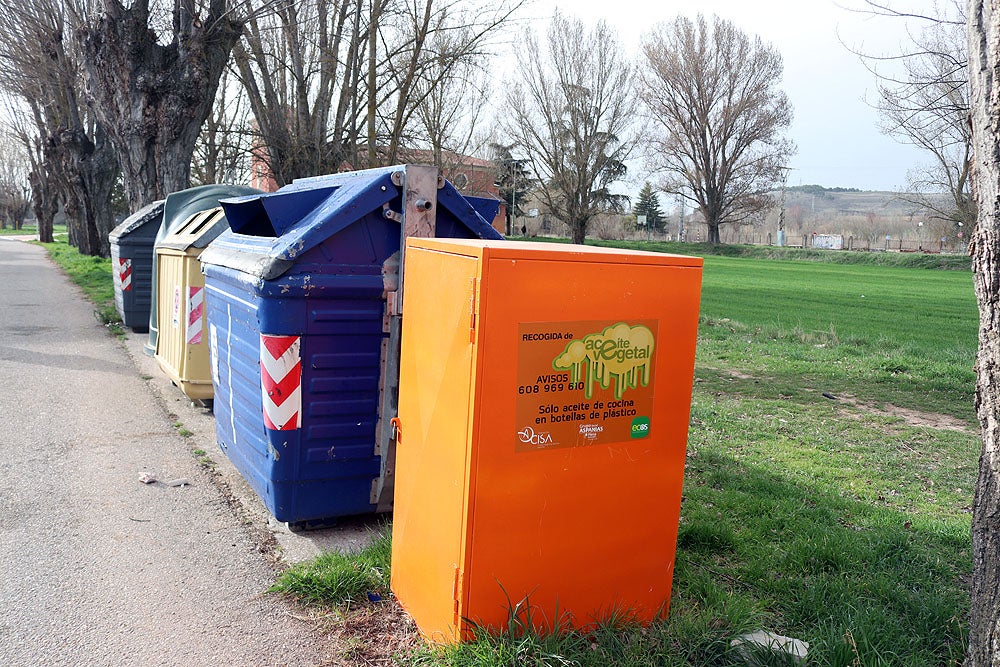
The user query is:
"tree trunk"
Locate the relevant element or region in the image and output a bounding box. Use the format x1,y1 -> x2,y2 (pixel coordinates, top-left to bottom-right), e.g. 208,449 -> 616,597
966,2 -> 1000,664
48,124 -> 118,257
367,0 -> 381,167
62,189 -> 100,256
77,1 -> 242,211
708,222 -> 721,244
34,185 -> 55,243
571,221 -> 586,245
80,124 -> 118,256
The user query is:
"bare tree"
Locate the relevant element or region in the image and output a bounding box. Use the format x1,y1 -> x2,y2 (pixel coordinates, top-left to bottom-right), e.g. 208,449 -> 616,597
233,0 -> 521,187
411,29 -> 488,166
504,11 -> 635,245
190,67 -> 254,187
4,101 -> 58,243
231,0 -> 355,185
967,2 -> 1000,664
74,0 -> 243,210
0,1 -> 117,255
0,130 -> 31,230
640,14 -> 794,244
855,1 -> 973,235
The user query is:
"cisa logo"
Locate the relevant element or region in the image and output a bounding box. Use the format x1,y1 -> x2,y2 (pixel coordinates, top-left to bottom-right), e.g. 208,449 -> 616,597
517,427 -> 554,447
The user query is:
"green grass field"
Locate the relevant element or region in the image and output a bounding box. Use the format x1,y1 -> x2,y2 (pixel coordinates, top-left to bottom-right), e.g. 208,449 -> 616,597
531,236 -> 972,271
0,225 -> 34,236
667,256 -> 977,666
274,248 -> 979,666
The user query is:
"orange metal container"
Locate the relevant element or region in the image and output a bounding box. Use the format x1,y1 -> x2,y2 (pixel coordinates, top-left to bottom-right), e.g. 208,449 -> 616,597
390,238 -> 703,643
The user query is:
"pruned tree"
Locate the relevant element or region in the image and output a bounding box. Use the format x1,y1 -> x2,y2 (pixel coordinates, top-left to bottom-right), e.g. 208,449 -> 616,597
0,0 -> 117,255
640,14 -> 794,244
634,181 -> 664,231
504,11 -> 635,245
855,1 -> 973,236
966,4 -> 1000,665
74,0 -> 244,210
233,0 -> 521,187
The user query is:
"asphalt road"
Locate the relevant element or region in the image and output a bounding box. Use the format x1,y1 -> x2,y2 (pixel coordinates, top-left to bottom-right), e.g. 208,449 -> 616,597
0,239 -> 330,666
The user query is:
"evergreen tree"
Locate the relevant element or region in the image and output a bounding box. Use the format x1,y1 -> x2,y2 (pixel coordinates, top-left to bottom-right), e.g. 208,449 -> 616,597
491,143 -> 534,235
634,182 -> 664,230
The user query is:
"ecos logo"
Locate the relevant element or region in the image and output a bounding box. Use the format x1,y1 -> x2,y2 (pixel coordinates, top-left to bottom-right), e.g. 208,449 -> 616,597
517,427 -> 554,446
630,416 -> 651,439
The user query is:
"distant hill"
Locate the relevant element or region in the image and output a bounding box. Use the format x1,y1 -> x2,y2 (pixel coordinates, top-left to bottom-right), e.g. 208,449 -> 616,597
786,184 -> 864,195
779,185 -> 942,218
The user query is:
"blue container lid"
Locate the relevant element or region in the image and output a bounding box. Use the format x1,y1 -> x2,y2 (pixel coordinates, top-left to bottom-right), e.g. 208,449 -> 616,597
201,166 -> 502,281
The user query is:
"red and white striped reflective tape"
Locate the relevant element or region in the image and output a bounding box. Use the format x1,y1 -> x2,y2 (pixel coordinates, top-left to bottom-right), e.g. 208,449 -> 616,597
110,248 -> 129,291
116,257 -> 132,292
186,286 -> 204,345
111,248 -> 122,289
260,334 -> 302,431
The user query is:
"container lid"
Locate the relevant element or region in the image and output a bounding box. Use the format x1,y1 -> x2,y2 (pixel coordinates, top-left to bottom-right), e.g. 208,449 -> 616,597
406,238 -> 705,267
108,199 -> 164,243
463,194 -> 502,227
201,165 -> 503,281
158,208 -> 229,251
156,184 -> 262,246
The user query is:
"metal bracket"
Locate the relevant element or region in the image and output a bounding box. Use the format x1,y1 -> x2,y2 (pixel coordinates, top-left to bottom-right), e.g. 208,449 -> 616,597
373,164 -> 440,512
382,204 -> 402,223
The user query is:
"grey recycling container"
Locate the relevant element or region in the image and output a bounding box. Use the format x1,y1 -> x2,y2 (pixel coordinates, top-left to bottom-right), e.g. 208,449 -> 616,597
108,200 -> 164,332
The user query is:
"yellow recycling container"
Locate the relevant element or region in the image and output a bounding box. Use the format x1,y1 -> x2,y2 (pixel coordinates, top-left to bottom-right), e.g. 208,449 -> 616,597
153,207 -> 228,400
391,238 -> 703,643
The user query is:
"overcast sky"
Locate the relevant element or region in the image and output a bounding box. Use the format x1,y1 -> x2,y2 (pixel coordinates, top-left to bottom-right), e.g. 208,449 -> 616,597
517,0 -> 944,193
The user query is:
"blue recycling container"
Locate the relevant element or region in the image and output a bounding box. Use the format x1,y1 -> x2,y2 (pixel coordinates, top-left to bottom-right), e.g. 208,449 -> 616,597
108,200 -> 164,332
199,165 -> 502,527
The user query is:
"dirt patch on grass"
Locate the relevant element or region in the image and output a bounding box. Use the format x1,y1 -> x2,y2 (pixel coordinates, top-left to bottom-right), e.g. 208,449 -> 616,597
879,404 -> 974,432
328,599 -> 420,665
836,396 -> 974,433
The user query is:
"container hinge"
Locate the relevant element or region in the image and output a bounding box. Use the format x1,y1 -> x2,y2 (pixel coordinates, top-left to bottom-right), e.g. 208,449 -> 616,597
469,278 -> 478,342
452,566 -> 462,626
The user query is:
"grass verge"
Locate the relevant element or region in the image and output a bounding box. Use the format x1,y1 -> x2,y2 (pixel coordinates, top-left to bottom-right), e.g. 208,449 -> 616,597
35,237 -> 120,328
0,224 -> 35,236
271,527 -> 392,607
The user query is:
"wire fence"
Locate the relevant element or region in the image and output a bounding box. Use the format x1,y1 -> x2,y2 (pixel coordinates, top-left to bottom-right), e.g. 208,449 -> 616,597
618,227 -> 968,255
